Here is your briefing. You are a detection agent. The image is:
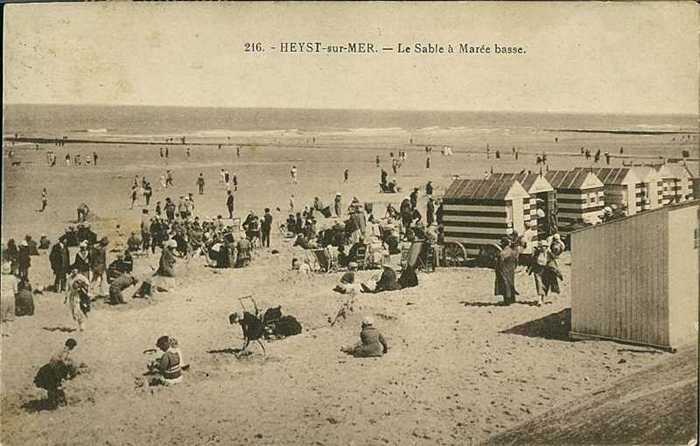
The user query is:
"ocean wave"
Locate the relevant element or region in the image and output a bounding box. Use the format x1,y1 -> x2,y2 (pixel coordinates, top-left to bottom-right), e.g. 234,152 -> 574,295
71,128 -> 110,133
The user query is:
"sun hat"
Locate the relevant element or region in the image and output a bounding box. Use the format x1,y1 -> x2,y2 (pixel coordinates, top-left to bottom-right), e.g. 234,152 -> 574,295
362,316 -> 374,327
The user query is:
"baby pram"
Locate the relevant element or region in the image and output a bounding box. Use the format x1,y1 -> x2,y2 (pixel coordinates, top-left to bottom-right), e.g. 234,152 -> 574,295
230,296 -> 302,356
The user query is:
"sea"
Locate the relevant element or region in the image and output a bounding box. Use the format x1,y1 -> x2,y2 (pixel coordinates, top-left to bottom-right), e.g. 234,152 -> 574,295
2,104 -> 697,139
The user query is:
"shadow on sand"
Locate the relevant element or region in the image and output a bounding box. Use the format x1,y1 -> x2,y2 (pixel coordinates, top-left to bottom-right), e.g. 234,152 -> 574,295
206,348 -> 241,355
500,308 -> 572,341
42,326 -> 76,333
21,398 -> 54,413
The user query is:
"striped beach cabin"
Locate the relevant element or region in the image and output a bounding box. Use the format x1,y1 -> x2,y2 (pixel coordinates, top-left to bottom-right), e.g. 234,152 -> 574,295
488,172 -> 556,237
442,178 -> 530,256
587,167 -> 642,216
632,166 -> 664,211
655,163 -> 695,204
545,169 -> 605,225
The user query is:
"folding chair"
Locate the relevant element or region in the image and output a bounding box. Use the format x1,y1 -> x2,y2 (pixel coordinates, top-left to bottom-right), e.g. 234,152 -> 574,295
353,245 -> 368,270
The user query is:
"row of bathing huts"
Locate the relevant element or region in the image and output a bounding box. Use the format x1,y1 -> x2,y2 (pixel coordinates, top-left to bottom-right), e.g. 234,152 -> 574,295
441,162 -> 698,351
441,163 -> 696,255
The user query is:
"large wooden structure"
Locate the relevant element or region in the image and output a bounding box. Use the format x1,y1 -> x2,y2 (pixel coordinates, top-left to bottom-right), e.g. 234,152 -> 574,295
570,200 -> 699,350
442,178 -> 530,256
545,169 -> 605,225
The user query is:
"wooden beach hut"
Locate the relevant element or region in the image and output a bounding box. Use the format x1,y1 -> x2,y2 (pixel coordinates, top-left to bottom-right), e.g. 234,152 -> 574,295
632,166 -> 664,211
656,163 -> 695,204
441,178 -> 530,256
586,167 -> 642,216
570,200 -> 699,351
488,172 -> 556,237
544,169 -> 605,225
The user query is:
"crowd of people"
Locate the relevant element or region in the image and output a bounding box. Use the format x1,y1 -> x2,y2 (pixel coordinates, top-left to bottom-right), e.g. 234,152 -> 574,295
0,141 -> 578,413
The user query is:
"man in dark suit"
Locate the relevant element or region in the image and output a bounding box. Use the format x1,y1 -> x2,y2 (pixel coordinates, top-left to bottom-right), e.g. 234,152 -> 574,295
49,240 -> 70,292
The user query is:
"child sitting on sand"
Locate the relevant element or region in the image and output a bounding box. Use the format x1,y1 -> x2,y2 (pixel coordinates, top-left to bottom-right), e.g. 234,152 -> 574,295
147,336 -> 183,386
340,317 -> 389,358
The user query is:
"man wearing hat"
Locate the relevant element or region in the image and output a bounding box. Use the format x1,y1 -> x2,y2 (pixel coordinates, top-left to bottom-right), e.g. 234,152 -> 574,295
341,316 -> 389,358
261,208 -> 273,248
17,240 -> 31,281
49,239 -> 70,292
495,237 -> 519,305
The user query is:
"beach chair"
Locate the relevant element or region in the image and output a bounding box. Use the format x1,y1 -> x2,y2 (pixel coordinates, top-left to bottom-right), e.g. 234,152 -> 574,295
353,245 -> 368,270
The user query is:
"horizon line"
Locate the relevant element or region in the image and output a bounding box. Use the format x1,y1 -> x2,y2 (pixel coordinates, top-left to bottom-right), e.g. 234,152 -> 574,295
3,102 -> 698,117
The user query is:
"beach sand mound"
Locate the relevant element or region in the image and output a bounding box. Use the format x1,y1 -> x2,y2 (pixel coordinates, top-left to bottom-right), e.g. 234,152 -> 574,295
487,343 -> 698,446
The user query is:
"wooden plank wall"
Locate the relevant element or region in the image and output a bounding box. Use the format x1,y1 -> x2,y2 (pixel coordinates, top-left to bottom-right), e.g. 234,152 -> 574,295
571,209 -> 670,347
667,204 -> 699,348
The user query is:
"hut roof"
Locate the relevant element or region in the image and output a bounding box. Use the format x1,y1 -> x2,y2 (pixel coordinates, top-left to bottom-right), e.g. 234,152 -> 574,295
632,166 -> 662,182
443,178 -> 529,201
488,172 -> 553,194
584,167 -> 640,186
545,169 -> 603,190
664,163 -> 694,179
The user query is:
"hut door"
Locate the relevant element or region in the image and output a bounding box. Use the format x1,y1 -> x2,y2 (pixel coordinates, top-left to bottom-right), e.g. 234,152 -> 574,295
536,191 -> 556,237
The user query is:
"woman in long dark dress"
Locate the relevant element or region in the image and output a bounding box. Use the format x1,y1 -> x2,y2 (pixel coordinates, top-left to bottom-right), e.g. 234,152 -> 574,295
494,237 -> 519,305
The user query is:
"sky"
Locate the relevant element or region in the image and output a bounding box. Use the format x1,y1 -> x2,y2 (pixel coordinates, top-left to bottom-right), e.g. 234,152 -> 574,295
3,2 -> 698,114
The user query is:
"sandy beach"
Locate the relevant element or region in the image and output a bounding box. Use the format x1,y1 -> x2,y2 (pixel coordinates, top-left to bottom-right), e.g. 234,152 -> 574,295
1,127 -> 697,445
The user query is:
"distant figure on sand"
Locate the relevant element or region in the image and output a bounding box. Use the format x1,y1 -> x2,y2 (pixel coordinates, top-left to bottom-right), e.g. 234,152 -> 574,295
226,191 -> 235,219
197,173 -> 205,195
130,185 -> 138,209
344,169 -> 349,183
40,188 -> 48,212
290,165 -> 298,184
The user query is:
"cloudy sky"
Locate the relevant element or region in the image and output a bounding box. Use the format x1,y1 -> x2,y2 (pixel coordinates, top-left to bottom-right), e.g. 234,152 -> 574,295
3,2 -> 697,114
